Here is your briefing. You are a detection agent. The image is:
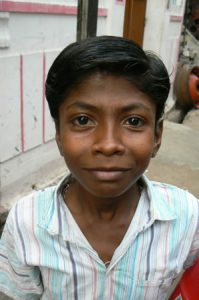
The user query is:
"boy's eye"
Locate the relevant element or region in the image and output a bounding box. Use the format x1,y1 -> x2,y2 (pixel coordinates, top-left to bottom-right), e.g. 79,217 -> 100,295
125,116 -> 143,127
73,115 -> 94,126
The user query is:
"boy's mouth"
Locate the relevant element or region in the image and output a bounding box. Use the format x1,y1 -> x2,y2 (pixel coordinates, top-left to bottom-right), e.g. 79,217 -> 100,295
83,167 -> 131,181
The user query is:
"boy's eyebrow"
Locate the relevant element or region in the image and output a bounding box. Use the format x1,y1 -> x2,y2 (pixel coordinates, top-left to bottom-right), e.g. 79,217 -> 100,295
66,101 -> 151,112
66,101 -> 97,111
121,103 -> 151,113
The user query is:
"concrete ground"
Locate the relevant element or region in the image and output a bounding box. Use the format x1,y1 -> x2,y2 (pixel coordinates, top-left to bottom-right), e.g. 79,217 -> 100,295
0,117 -> 198,300
0,294 -> 11,300
148,119 -> 199,198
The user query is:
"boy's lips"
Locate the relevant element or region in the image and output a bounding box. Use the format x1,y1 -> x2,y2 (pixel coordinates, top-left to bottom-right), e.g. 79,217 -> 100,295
83,167 -> 131,181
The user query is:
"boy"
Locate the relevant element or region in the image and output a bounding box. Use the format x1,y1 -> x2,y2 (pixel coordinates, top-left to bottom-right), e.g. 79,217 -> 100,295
0,36 -> 198,300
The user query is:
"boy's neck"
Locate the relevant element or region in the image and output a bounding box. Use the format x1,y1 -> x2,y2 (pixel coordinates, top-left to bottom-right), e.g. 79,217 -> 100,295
63,180 -> 141,222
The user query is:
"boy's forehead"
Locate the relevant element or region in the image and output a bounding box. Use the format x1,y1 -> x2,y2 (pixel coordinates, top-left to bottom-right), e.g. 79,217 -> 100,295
61,74 -> 156,114
67,73 -> 140,97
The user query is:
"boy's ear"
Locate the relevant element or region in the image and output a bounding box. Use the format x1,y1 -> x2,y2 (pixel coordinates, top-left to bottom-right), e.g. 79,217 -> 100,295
152,119 -> 163,158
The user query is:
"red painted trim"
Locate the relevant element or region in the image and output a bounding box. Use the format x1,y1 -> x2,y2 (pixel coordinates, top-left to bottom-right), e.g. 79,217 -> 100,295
20,55 -> 25,152
42,52 -> 46,144
116,0 -> 125,5
0,1 -> 107,16
98,8 -> 107,17
170,15 -> 183,22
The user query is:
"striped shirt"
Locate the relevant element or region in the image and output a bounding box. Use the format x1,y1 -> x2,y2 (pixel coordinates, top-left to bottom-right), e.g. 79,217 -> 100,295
0,175 -> 198,300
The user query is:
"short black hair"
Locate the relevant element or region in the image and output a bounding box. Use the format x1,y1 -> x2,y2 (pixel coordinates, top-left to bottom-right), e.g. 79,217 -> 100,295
45,36 -> 170,122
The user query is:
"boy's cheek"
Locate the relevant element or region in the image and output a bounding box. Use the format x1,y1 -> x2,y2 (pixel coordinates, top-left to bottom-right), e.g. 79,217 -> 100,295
55,133 -> 64,156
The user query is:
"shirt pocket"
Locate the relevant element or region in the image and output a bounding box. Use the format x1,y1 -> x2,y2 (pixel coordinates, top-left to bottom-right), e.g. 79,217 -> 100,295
135,276 -> 175,300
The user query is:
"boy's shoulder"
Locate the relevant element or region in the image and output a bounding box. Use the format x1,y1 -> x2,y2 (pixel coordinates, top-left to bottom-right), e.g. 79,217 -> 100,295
150,179 -> 197,200
8,185 -> 58,228
147,178 -> 199,220
15,185 -> 56,209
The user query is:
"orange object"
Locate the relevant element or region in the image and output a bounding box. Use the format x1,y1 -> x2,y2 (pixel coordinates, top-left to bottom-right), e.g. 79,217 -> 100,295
174,65 -> 199,109
169,258 -> 199,300
189,67 -> 199,108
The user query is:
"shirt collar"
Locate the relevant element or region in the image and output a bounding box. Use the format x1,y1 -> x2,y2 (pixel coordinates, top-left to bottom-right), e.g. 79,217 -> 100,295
142,175 -> 177,221
40,173 -> 177,238
39,173 -> 74,239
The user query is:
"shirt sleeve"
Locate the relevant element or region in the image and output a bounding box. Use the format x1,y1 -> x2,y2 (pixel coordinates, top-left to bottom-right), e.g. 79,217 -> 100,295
0,206 -> 43,300
183,198 -> 199,269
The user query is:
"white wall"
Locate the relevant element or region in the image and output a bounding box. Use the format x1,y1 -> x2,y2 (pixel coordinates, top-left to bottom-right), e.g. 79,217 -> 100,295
0,0 -> 125,209
105,0 -> 125,36
143,0 -> 186,108
143,0 -> 186,78
143,0 -> 169,55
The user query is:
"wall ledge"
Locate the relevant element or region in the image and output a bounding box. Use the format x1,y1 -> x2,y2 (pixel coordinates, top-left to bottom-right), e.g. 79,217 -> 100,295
0,1 -> 107,16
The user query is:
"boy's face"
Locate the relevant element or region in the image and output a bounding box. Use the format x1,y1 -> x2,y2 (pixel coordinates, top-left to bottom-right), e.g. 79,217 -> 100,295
56,74 -> 163,198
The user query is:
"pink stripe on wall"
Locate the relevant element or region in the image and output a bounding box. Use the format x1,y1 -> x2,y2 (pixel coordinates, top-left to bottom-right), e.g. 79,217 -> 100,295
0,1 -> 107,16
20,55 -> 25,152
116,0 -> 125,5
170,15 -> 183,22
42,52 -> 46,144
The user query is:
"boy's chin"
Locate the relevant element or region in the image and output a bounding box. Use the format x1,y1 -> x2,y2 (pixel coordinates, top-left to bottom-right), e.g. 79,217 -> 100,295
79,181 -> 140,200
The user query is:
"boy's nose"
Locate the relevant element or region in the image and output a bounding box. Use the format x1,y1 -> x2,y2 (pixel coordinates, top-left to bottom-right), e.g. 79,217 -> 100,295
92,124 -> 125,156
